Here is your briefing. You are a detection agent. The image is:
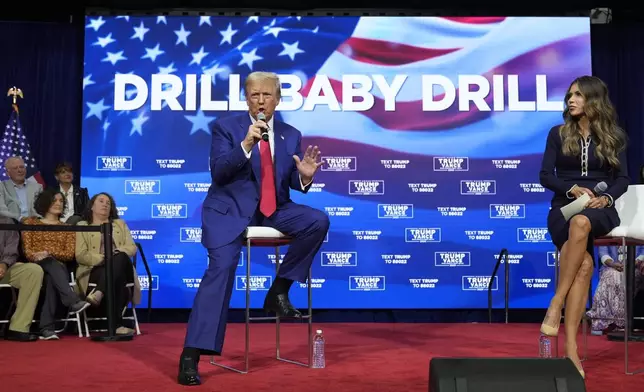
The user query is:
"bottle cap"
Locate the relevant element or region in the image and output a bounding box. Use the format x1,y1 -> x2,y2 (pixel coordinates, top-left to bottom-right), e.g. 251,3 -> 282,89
316,329 -> 322,334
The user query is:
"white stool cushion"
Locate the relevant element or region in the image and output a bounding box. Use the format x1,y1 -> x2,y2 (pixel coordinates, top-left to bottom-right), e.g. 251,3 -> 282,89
245,226 -> 288,239
604,185 -> 644,240
606,226 -> 629,238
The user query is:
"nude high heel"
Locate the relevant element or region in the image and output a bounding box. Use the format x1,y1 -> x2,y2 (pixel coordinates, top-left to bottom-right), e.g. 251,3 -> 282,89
540,305 -> 562,337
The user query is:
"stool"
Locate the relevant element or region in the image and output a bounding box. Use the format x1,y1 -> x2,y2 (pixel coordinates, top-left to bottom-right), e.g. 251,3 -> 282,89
0,283 -> 16,334
592,236 -> 644,375
210,226 -> 313,374
553,237 -> 644,375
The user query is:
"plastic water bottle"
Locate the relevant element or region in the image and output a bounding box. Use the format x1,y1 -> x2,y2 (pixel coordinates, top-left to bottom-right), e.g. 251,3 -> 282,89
539,335 -> 552,358
312,329 -> 325,368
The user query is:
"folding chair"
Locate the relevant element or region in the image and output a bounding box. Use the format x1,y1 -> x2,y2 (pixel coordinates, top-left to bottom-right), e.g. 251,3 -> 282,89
0,283 -> 17,334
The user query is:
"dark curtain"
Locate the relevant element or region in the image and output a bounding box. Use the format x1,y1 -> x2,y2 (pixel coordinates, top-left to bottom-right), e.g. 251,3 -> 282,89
591,23 -> 644,182
0,20 -> 84,186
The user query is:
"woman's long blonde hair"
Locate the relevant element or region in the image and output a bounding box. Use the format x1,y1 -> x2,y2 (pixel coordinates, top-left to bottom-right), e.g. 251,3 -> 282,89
559,76 -> 626,168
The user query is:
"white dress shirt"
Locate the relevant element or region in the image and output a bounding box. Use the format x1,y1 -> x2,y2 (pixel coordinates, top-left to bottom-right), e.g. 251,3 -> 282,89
240,114 -> 312,189
11,180 -> 29,218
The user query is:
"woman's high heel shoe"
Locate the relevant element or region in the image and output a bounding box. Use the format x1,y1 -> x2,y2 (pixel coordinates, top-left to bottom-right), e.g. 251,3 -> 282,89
540,302 -> 563,337
540,323 -> 559,337
565,356 -> 585,379
565,342 -> 585,379
539,302 -> 563,359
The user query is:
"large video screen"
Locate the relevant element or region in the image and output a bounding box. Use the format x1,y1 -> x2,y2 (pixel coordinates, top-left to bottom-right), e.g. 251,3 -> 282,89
81,15 -> 592,309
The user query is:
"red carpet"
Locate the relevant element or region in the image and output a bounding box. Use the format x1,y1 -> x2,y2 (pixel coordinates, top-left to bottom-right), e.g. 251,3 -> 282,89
1,323 -> 642,391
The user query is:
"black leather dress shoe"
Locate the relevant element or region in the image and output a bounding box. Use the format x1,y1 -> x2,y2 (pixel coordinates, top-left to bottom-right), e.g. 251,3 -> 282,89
5,330 -> 38,342
263,292 -> 302,318
4,330 -> 38,342
177,355 -> 202,386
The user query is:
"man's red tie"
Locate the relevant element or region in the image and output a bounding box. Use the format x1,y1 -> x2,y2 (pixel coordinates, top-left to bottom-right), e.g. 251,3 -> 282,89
259,140 -> 277,217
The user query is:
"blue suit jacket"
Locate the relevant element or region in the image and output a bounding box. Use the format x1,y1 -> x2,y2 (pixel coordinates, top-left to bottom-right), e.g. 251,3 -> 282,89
201,114 -> 311,249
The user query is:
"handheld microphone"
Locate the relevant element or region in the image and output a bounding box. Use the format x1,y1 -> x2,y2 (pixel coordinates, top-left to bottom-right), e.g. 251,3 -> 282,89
560,181 -> 609,222
257,112 -> 269,142
594,181 -> 608,195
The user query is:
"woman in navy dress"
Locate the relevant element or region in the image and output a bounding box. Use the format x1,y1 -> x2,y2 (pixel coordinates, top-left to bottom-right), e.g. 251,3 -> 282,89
539,75 -> 630,378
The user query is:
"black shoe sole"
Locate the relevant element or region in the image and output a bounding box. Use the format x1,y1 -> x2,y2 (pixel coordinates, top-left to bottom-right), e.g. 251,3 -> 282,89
263,306 -> 302,318
177,374 -> 201,386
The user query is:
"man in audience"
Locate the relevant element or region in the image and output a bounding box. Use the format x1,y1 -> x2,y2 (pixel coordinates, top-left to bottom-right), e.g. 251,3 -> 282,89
0,156 -> 42,221
0,215 -> 43,341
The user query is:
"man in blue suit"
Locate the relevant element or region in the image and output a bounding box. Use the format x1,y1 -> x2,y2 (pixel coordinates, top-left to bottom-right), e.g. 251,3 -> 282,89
178,71 -> 330,386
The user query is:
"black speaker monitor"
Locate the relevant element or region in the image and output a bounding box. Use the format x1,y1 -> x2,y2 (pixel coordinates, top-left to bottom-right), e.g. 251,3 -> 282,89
429,357 -> 586,392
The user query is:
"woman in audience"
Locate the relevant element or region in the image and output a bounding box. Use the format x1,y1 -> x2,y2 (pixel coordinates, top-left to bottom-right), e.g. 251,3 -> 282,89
75,192 -> 139,336
52,162 -> 90,225
586,246 -> 644,334
21,188 -> 90,340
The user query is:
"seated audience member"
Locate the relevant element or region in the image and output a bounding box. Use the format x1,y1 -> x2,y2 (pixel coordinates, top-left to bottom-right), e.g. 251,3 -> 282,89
0,215 -> 43,341
52,162 -> 89,225
0,156 -> 42,221
75,192 -> 139,336
22,188 -> 90,340
586,245 -> 644,335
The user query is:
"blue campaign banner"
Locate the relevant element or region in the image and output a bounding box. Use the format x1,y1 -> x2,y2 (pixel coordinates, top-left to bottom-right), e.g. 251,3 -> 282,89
80,15 -> 592,309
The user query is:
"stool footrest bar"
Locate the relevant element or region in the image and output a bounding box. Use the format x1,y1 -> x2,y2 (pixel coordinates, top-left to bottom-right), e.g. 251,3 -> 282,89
277,357 -> 309,367
209,360 -> 248,374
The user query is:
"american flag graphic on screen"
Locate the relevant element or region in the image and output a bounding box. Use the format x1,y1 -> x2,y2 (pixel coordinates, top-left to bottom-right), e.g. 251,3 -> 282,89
80,14 -> 592,309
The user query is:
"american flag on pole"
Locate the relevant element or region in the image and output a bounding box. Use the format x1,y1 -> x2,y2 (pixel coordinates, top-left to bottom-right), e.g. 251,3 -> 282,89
0,104 -> 45,185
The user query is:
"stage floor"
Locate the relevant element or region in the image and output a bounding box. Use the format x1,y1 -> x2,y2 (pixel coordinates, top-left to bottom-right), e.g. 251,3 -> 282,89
1,322 -> 642,391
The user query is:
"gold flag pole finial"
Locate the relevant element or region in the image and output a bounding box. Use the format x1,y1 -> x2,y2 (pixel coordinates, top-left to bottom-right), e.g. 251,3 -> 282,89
7,87 -> 23,113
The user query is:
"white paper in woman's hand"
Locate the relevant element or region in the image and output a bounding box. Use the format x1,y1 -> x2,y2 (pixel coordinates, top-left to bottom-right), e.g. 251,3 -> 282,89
561,193 -> 591,221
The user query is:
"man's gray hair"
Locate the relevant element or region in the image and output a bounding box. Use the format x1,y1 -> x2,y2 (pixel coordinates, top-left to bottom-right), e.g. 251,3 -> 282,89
244,71 -> 281,99
4,156 -> 24,169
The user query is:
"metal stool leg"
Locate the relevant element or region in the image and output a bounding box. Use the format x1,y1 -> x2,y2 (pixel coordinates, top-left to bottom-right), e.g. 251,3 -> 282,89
276,246 -> 281,360
308,266 -> 313,367
581,314 -> 588,362
244,238 -> 251,373
624,243 -> 644,375
554,248 -> 560,358
274,245 -> 312,368
209,239 -> 253,374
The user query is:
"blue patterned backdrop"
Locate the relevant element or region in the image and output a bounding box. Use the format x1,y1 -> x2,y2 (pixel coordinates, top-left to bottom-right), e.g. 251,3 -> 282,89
80,15 -> 592,309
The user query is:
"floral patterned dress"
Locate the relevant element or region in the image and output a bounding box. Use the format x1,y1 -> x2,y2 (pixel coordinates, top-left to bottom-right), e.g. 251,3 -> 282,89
586,245 -> 644,332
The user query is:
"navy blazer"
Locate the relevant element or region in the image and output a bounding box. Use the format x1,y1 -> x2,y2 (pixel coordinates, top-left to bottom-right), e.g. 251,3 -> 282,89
539,125 -> 630,208
55,184 -> 90,216
201,114 -> 311,249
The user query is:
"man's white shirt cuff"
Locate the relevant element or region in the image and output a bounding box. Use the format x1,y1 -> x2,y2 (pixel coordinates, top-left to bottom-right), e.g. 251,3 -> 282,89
300,176 -> 312,189
241,143 -> 252,159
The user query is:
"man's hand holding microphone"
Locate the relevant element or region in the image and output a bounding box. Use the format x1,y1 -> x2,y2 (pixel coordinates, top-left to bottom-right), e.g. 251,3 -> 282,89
242,112 -> 269,154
